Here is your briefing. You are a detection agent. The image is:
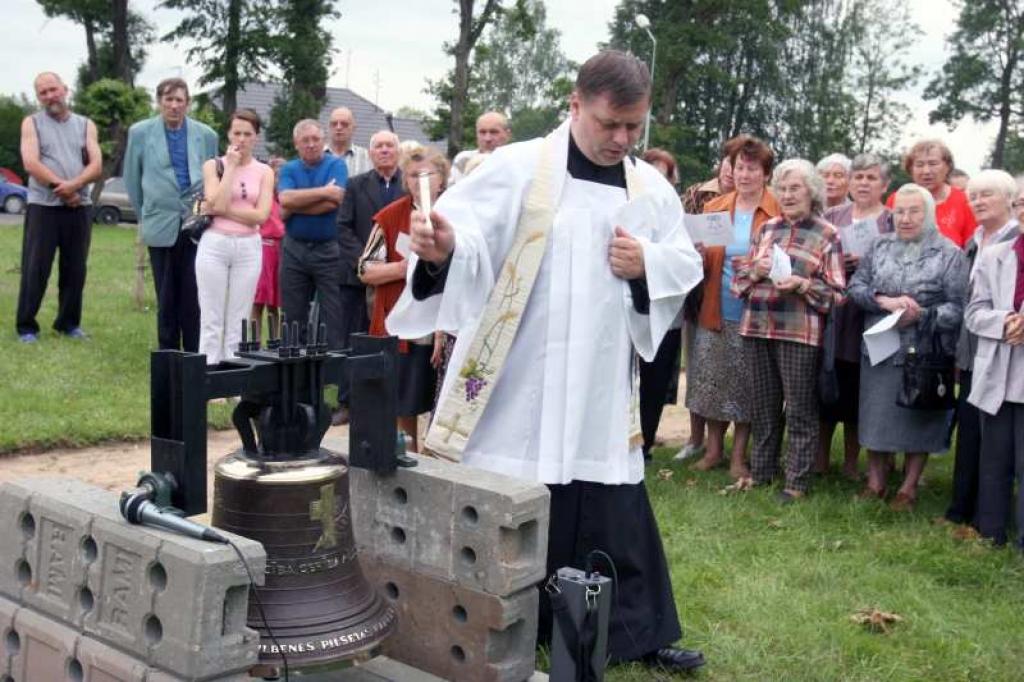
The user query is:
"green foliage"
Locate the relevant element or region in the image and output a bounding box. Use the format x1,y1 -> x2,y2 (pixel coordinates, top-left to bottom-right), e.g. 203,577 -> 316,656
189,93 -> 223,140
276,0 -> 338,98
999,127 -> 1024,173
608,0 -> 922,186
265,88 -> 320,157
75,79 -> 151,157
428,0 -> 575,149
38,0 -> 154,91
0,95 -> 34,182
925,0 -> 1024,168
159,0 -> 279,118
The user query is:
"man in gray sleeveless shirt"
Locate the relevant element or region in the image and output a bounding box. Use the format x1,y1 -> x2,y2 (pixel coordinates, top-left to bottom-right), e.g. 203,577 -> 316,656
16,72 -> 102,343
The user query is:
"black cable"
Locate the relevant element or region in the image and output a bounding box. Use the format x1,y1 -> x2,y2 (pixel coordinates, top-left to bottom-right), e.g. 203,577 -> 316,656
585,549 -> 670,682
228,540 -> 289,682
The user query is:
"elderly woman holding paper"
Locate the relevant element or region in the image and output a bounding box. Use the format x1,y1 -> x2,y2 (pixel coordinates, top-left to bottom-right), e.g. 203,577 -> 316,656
816,153 -> 894,478
847,184 -> 968,509
684,134 -> 780,476
731,159 -> 845,501
360,144 -> 450,452
945,169 -> 1021,526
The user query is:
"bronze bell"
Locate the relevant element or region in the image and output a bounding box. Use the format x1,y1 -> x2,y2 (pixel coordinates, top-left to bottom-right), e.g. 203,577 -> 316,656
212,447 -> 396,668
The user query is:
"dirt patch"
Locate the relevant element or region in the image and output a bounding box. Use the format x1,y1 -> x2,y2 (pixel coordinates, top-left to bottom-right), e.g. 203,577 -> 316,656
0,375 -> 692,488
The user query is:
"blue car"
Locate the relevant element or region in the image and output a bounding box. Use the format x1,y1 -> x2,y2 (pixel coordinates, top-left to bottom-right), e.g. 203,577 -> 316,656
0,180 -> 27,214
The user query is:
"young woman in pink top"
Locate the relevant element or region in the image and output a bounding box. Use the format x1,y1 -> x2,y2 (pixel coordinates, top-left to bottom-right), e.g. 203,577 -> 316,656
196,109 -> 274,365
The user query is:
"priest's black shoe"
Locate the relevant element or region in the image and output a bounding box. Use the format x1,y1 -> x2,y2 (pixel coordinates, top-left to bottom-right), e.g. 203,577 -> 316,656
641,646 -> 706,673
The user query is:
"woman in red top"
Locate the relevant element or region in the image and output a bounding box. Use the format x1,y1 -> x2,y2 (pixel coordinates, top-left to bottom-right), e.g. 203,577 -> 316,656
887,139 -> 975,248
251,156 -> 286,341
361,145 -> 449,452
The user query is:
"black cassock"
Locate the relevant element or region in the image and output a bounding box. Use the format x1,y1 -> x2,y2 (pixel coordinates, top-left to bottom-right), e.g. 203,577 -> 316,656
537,479 -> 682,661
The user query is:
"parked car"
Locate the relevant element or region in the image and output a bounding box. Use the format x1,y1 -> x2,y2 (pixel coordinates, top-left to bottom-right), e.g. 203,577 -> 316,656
94,176 -> 137,224
0,167 -> 23,185
0,180 -> 27,214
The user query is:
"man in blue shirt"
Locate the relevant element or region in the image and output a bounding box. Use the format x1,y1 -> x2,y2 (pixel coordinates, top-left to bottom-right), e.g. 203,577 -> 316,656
124,78 -> 219,352
279,119 -> 348,351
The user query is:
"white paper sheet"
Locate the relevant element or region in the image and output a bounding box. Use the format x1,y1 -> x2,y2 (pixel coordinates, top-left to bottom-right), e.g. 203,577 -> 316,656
863,309 -> 905,366
684,211 -> 734,246
395,232 -> 411,259
769,243 -> 792,283
839,219 -> 878,258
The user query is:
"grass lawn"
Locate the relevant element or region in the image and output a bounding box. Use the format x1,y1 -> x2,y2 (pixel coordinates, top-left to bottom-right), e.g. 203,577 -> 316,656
0,222 -> 231,452
2,223 -> 1022,680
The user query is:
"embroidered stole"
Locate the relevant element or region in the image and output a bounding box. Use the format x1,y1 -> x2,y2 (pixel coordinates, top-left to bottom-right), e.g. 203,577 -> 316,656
425,132 -> 645,461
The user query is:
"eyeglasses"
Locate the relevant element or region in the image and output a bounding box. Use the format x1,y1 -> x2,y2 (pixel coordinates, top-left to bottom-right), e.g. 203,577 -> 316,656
1012,199 -> 1024,209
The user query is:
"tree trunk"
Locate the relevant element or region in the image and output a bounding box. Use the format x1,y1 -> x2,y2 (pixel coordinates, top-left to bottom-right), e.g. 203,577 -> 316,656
448,0 -> 475,159
447,0 -> 500,159
990,23 -> 1019,169
111,0 -> 131,84
84,19 -> 100,85
222,0 -> 243,116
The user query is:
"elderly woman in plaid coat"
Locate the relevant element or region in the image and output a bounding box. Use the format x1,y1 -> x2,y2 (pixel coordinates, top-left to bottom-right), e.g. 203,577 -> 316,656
732,159 -> 846,502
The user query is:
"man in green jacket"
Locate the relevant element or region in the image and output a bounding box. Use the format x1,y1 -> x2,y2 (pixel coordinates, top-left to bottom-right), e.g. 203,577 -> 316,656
124,77 -> 218,351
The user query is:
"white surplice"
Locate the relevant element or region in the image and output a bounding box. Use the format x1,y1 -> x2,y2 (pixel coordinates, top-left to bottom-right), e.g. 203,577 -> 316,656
387,120 -> 702,485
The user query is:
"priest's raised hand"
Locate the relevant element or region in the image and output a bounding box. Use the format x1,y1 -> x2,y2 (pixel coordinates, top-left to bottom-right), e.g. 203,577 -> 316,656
409,208 -> 455,265
608,226 -> 646,279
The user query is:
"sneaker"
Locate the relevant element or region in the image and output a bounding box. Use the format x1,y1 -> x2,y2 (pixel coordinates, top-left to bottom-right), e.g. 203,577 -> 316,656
672,443 -> 705,462
18,333 -> 38,344
64,327 -> 88,339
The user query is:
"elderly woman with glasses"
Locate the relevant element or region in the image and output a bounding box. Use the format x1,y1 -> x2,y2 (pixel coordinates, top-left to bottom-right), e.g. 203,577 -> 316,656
945,169 -> 1021,526
848,184 -> 968,510
732,159 -> 845,501
817,153 -> 894,478
361,145 -> 449,452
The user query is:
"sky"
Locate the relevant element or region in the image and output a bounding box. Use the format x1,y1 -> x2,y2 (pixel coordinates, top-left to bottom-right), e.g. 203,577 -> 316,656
2,0 -> 999,173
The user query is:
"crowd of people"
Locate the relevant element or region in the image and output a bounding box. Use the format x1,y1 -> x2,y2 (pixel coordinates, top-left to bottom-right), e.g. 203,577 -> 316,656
13,52 -> 1024,674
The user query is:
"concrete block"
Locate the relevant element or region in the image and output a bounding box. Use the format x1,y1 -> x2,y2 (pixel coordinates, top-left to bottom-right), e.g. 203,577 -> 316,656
367,560 -> 538,682
0,595 -> 18,678
337,444 -> 549,597
9,604 -> 80,682
0,483 -> 34,603
0,478 -> 263,681
77,635 -> 150,681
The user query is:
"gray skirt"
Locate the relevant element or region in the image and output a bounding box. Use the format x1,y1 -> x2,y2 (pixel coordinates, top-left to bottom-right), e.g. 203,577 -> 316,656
684,321 -> 752,423
858,360 -> 952,454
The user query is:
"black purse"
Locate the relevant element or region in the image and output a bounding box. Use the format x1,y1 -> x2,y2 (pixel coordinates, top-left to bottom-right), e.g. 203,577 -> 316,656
896,317 -> 955,411
817,311 -> 840,405
181,158 -> 224,244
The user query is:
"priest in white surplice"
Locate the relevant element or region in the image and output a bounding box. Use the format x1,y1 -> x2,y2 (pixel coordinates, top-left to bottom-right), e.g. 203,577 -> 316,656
388,51 -> 706,673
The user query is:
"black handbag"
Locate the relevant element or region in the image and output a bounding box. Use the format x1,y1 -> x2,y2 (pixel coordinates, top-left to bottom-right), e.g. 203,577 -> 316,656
817,311 -> 840,405
896,317 -> 955,411
181,158 -> 224,244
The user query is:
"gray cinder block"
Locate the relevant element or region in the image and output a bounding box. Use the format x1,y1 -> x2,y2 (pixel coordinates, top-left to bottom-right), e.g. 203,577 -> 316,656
366,560 -> 539,682
0,478 -> 263,680
345,451 -> 549,597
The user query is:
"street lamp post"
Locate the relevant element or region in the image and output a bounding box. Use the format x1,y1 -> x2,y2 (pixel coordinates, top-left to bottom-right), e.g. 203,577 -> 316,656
635,13 -> 656,152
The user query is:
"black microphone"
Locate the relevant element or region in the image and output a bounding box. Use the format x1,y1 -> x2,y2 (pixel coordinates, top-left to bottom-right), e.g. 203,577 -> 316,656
120,491 -> 228,544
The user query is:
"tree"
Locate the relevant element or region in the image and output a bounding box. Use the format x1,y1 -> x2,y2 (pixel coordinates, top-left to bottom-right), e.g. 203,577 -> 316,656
470,0 -> 573,113
434,0 -> 503,157
159,0 -> 279,119
74,78 -> 151,190
847,0 -> 922,155
37,0 -> 154,90
925,0 -> 1024,168
0,96 -> 35,182
265,0 -> 339,154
